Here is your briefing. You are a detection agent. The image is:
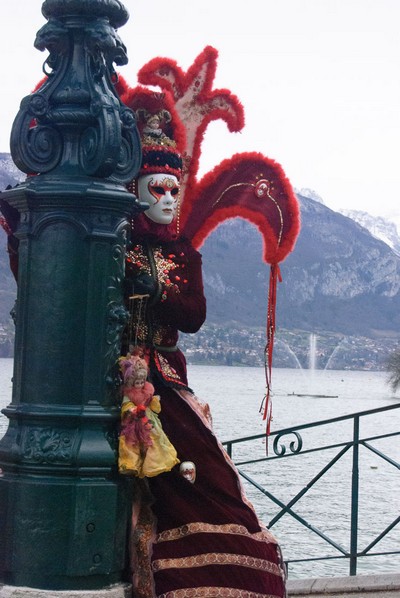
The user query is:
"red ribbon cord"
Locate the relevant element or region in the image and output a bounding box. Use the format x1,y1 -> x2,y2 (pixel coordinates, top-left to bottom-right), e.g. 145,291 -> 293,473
263,264 -> 281,436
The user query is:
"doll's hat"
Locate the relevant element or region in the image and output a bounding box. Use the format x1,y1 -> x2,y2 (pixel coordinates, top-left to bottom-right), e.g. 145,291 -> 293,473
121,87 -> 184,180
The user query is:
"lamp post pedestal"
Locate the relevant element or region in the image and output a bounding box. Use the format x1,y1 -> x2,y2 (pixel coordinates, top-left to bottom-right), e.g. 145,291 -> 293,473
0,175 -> 139,591
0,582 -> 132,598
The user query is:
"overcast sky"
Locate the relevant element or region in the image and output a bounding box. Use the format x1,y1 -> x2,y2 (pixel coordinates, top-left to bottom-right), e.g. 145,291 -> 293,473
1,1 -> 399,227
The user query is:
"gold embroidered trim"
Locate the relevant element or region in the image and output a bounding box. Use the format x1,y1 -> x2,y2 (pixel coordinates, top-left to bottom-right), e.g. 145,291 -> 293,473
154,351 -> 184,384
131,503 -> 157,598
152,553 -> 282,577
156,522 -> 276,545
157,588 -> 281,598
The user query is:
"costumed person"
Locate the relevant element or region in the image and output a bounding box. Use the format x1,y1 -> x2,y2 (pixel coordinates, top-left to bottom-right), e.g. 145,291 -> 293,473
0,46 -> 301,598
118,45 -> 300,598
118,351 -> 179,478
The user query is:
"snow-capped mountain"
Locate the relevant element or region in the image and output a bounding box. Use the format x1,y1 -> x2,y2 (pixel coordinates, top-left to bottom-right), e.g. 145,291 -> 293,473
339,209 -> 400,255
0,153 -> 24,190
293,190 -> 400,255
295,188 -> 325,205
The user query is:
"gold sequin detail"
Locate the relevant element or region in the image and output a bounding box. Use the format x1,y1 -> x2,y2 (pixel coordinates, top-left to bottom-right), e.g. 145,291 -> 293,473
127,244 -> 180,300
154,352 -> 183,383
142,133 -> 177,148
153,247 -> 179,289
126,245 -> 152,275
153,323 -> 174,346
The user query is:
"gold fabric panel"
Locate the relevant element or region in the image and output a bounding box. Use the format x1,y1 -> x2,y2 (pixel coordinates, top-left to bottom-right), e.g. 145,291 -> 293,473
157,588 -> 281,598
152,552 -> 282,576
156,522 -> 276,545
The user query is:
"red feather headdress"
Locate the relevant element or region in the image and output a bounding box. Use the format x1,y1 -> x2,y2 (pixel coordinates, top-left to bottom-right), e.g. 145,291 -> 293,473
121,46 -> 301,434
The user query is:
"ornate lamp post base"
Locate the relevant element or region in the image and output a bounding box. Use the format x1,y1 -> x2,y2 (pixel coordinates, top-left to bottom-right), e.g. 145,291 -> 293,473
0,583 -> 132,598
0,176 -> 139,590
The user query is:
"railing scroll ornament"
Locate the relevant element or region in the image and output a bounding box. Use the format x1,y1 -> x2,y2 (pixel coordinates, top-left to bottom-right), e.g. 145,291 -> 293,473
273,431 -> 303,456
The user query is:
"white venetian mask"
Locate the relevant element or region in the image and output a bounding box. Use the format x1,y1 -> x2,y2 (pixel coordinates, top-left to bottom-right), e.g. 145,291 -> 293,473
138,173 -> 180,225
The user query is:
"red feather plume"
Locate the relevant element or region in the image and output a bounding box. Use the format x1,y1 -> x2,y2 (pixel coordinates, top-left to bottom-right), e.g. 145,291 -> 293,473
183,152 -> 300,264
181,150 -> 300,437
123,46 -> 301,436
138,46 -> 245,204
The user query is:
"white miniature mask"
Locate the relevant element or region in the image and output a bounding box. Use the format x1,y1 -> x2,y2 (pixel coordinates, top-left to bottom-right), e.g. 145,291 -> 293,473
179,461 -> 196,483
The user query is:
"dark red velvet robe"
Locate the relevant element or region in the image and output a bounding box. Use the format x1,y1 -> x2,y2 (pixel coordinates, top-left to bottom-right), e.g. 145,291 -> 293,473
125,216 -> 286,598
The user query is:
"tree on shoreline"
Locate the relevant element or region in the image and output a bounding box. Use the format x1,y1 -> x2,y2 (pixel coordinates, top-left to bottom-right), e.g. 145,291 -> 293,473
386,350 -> 400,393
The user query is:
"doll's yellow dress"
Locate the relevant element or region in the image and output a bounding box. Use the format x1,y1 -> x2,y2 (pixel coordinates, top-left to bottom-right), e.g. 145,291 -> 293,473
118,381 -> 179,478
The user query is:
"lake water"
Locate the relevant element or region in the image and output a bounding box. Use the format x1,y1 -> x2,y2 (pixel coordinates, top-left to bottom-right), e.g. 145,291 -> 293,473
1,359 -> 399,579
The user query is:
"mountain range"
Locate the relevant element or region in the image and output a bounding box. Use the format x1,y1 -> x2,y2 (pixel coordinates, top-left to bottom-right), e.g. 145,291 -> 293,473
338,208 -> 400,255
199,193 -> 400,335
195,196 -> 400,369
0,154 -> 399,369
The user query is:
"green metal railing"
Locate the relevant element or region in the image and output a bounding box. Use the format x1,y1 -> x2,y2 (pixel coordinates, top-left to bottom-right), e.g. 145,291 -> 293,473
223,403 -> 400,576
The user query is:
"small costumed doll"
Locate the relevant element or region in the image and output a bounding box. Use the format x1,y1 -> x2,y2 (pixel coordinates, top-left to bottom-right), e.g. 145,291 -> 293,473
118,355 -> 179,478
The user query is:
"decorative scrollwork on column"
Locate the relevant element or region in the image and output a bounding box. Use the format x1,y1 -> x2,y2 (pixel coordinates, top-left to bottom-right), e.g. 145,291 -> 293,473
11,93 -> 64,174
22,427 -> 76,464
10,0 -> 141,182
112,106 -> 142,182
105,240 -> 129,391
273,431 -> 303,456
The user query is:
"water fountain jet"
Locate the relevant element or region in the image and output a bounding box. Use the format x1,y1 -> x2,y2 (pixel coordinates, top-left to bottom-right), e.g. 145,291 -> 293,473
309,333 -> 317,371
324,337 -> 346,370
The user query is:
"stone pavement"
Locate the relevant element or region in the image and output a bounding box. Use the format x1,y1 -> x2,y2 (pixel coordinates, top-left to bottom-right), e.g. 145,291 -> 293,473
0,584 -> 131,598
287,573 -> 400,597
1,575 -> 399,597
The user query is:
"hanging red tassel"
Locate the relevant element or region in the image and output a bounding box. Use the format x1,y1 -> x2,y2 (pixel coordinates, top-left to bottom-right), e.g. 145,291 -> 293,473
262,264 -> 282,440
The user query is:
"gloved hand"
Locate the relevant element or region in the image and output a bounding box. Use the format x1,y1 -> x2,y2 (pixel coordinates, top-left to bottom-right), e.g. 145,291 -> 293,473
125,273 -> 158,298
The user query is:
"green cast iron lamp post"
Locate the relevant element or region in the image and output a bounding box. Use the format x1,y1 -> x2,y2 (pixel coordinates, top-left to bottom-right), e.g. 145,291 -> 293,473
0,0 -> 142,591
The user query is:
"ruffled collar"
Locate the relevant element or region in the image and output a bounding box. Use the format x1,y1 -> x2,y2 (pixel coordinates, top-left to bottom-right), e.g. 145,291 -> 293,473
131,213 -> 178,244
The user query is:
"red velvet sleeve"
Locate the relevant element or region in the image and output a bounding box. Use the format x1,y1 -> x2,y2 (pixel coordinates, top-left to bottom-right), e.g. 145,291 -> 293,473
153,242 -> 206,333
